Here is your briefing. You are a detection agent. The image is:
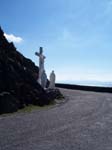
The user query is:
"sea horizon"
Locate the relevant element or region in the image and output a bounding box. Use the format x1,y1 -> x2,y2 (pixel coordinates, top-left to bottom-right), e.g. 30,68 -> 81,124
56,80 -> 112,87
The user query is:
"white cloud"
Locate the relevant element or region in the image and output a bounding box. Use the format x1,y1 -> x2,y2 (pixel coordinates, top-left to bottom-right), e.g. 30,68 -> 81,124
4,33 -> 23,43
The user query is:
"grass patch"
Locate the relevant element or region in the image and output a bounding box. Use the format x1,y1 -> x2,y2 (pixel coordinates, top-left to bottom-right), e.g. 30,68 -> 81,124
18,101 -> 56,113
0,101 -> 56,117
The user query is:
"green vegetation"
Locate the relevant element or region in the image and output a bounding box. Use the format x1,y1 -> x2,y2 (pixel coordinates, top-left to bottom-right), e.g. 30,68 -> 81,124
0,101 -> 56,117
18,102 -> 56,113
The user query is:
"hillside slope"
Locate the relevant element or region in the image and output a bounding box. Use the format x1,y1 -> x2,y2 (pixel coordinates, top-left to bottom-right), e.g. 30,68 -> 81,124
0,27 -> 50,114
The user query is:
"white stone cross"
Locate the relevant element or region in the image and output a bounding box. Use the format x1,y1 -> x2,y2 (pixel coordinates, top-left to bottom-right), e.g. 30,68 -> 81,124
35,47 -> 46,85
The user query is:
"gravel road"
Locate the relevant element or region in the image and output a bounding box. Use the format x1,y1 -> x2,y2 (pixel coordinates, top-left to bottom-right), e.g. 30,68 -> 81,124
1,88 -> 112,150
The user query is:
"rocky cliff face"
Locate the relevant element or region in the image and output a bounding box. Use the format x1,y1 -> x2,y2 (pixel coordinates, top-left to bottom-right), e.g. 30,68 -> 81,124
0,27 -> 51,114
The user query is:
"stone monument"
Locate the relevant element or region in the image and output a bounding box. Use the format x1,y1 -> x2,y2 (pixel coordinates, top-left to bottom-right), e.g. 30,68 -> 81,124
49,70 -> 56,88
35,47 -> 46,86
35,47 -> 56,89
41,70 -> 47,89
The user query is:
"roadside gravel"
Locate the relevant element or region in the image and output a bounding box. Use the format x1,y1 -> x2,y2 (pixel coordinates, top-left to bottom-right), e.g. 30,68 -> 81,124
1,88 -> 112,150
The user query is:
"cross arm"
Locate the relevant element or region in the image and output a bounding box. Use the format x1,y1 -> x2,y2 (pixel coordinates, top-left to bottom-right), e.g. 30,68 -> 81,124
35,52 -> 40,56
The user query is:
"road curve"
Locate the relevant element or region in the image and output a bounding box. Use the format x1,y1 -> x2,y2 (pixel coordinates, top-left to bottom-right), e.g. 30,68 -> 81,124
1,88 -> 112,150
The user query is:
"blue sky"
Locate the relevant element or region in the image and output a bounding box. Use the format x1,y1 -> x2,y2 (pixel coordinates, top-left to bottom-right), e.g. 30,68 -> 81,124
1,0 -> 112,83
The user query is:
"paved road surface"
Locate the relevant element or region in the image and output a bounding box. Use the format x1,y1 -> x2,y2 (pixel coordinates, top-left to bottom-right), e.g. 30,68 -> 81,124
1,88 -> 112,150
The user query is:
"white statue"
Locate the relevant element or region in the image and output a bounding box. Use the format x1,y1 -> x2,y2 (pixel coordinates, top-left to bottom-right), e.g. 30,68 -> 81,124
35,47 -> 46,85
41,70 -> 47,89
49,70 -> 56,88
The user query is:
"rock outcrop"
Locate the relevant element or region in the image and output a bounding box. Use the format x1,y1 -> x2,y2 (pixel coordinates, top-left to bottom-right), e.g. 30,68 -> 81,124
0,27 -> 51,114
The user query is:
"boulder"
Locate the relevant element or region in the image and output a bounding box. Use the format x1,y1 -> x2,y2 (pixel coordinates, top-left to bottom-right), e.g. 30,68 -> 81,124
46,88 -> 64,101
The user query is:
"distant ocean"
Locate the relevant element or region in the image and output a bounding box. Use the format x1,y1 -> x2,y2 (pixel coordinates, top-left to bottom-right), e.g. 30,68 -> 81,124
58,80 -> 112,87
